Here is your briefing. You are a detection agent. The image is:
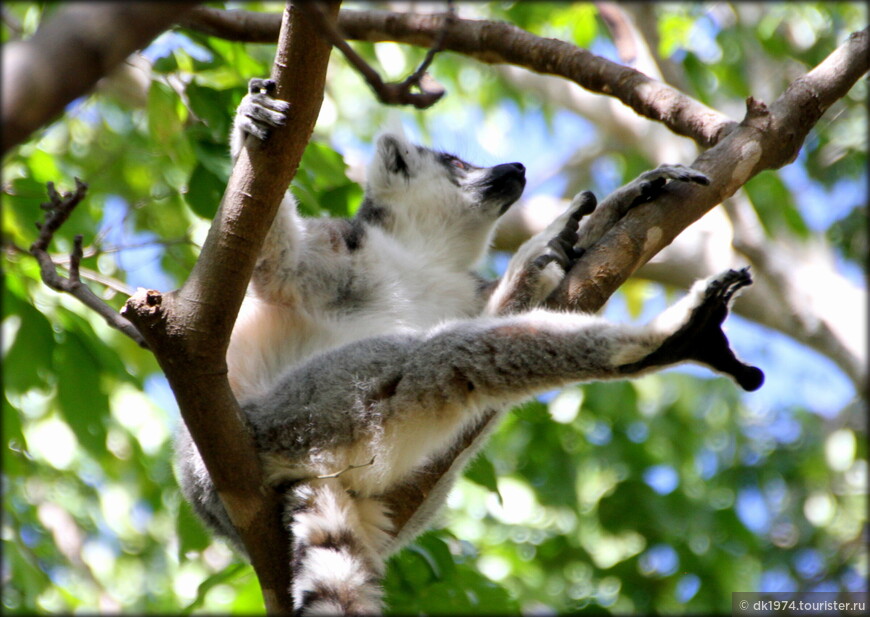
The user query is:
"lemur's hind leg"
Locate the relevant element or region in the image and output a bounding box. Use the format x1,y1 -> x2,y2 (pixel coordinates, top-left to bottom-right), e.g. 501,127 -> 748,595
486,191 -> 597,316
487,165 -> 710,317
619,267 -> 764,391
627,164 -> 711,209
575,164 -> 710,251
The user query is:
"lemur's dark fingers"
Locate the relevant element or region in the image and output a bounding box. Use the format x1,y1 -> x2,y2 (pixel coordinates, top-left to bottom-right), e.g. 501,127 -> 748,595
631,177 -> 667,207
630,165 -> 710,208
704,267 -> 752,306
532,254 -> 557,270
640,164 -> 710,185
687,170 -> 710,185
618,267 -> 762,391
570,191 -> 597,217
248,78 -> 268,94
690,268 -> 762,390
247,78 -> 290,115
717,349 -> 765,392
246,104 -> 288,128
556,191 -> 596,261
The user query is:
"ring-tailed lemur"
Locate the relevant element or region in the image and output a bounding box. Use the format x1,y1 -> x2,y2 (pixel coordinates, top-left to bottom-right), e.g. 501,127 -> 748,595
175,78 -> 764,615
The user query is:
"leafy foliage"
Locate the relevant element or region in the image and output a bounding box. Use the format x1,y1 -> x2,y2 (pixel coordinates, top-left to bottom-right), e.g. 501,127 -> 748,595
2,2 -> 866,614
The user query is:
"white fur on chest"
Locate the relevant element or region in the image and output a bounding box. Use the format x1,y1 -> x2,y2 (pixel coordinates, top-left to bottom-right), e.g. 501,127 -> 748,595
362,227 -> 480,327
227,224 -> 480,402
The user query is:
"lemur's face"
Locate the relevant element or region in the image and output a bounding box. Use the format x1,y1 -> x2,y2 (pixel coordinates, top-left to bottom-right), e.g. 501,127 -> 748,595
365,134 -> 526,231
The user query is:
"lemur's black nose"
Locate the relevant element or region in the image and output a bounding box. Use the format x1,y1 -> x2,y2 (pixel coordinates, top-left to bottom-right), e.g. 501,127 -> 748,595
508,162 -> 525,174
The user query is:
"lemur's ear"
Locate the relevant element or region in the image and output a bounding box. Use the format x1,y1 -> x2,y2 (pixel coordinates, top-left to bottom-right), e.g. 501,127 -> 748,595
377,134 -> 411,178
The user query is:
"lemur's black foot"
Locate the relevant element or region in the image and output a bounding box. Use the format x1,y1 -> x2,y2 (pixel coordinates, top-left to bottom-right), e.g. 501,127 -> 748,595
629,164 -> 710,209
237,78 -> 290,142
620,267 -> 764,391
532,191 -> 597,271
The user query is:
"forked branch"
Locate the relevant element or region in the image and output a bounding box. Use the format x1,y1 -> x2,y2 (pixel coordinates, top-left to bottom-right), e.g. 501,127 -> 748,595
30,179 -> 148,348
296,1 -> 453,109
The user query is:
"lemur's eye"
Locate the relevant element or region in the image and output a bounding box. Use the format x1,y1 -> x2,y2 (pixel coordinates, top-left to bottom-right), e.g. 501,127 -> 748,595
451,158 -> 467,171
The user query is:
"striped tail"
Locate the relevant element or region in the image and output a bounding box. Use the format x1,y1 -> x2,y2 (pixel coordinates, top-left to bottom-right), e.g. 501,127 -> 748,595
287,481 -> 393,615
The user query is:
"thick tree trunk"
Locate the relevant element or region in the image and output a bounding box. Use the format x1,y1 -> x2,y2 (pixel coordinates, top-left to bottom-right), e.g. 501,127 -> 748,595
123,2 -> 341,612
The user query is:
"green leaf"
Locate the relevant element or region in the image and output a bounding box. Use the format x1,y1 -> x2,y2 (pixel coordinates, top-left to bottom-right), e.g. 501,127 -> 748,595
299,141 -> 351,189
186,83 -> 239,142
56,307 -> 137,386
190,137 -> 231,181
177,499 -> 213,559
3,390 -> 28,476
744,171 -> 810,237
147,81 -> 185,146
152,53 -> 178,74
53,328 -> 109,457
184,163 -> 224,219
2,283 -> 56,393
465,453 -> 503,504
183,563 -> 248,614
27,148 -> 61,184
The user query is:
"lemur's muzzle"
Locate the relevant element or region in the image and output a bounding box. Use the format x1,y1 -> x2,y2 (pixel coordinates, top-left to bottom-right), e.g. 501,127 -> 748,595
480,162 -> 526,214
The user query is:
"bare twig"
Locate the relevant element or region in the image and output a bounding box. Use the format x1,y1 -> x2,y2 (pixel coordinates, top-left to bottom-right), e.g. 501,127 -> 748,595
396,0 -> 455,91
30,180 -> 148,348
294,2 -> 448,109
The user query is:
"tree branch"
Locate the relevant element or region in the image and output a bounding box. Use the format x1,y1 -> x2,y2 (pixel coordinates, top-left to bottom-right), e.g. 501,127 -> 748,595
177,6 -> 736,147
2,2 -> 197,155
548,26 -> 868,313
122,2 -> 340,612
29,179 -> 148,348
